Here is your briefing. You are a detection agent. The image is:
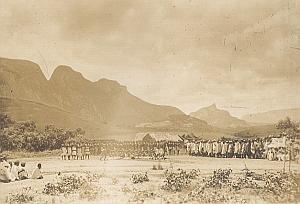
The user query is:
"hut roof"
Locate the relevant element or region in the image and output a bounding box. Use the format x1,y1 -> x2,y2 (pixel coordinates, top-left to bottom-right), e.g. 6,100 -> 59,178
135,132 -> 184,142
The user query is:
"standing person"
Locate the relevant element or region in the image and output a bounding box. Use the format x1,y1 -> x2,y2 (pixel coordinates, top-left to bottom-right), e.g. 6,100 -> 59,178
61,144 -> 67,160
241,140 -> 246,159
254,139 -> 260,159
217,141 -> 222,157
82,143 -> 86,160
186,141 -> 191,155
197,141 -> 202,156
168,142 -> 172,156
245,140 -> 251,159
212,140 -> 218,157
159,144 -> 165,160
176,143 -> 180,155
233,140 -> 238,158
77,143 -> 83,160
262,139 -> 269,159
71,143 -> 77,160
85,144 -> 91,160
225,141 -> 229,158
221,141 -> 226,158
164,142 -> 169,157
32,163 -> 43,179
191,141 -> 196,156
228,142 -> 234,158
250,141 -> 255,159
67,143 -> 72,160
202,141 -> 207,156
208,140 -> 213,157
154,145 -> 159,160
101,143 -> 107,161
234,140 -> 239,158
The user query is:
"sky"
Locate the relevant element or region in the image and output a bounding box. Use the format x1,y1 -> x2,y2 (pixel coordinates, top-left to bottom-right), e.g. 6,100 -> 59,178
0,0 -> 299,118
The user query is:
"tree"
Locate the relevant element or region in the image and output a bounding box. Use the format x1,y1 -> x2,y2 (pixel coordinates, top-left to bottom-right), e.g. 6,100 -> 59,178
276,117 -> 297,131
276,117 -> 298,138
0,114 -> 87,152
0,113 -> 15,129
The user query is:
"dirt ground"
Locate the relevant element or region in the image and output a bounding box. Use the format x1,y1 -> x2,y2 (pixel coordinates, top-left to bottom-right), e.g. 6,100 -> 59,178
1,155 -> 299,204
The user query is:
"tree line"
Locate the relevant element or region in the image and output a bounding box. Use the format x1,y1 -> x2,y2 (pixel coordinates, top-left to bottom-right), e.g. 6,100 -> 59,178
0,114 -> 84,152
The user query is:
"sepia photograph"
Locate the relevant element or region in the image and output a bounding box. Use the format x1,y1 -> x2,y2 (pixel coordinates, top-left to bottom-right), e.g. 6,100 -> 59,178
0,0 -> 300,203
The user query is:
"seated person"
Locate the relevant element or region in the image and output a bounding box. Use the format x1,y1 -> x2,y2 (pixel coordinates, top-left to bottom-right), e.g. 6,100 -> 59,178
18,162 -> 29,180
10,161 -> 20,181
32,163 -> 43,179
0,157 -> 12,183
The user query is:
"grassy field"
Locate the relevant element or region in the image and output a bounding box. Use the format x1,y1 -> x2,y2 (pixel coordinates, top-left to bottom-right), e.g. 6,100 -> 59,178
1,155 -> 300,204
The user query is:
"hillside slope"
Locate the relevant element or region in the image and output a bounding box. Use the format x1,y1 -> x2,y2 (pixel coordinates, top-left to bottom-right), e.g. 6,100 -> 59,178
0,57 -> 185,139
190,104 -> 249,128
0,57 -> 184,124
242,108 -> 300,124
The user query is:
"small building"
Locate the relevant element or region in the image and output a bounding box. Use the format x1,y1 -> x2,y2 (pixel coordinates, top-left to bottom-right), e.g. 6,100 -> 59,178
135,132 -> 185,142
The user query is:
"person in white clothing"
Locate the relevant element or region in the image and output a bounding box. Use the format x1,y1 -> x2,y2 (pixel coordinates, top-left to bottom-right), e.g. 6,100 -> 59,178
10,161 -> 20,181
32,163 -> 43,179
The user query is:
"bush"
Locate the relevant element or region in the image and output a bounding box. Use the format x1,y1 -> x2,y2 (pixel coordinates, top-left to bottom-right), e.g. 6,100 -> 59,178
260,172 -> 299,203
204,169 -> 232,188
129,190 -> 157,203
131,172 -> 149,184
79,182 -> 103,201
43,174 -> 88,195
6,187 -> 35,204
188,169 -> 300,203
162,169 -> 200,192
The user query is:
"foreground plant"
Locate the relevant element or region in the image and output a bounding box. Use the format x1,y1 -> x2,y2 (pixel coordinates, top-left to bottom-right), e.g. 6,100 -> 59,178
187,169 -> 300,203
131,172 -> 149,184
162,168 -> 200,192
43,173 -> 104,201
6,187 -> 35,204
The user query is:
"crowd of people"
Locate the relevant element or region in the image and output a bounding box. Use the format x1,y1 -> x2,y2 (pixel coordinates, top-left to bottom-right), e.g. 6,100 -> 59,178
186,138 -> 269,159
63,138 -> 299,162
61,142 -> 91,160
0,156 -> 43,183
84,141 -> 183,160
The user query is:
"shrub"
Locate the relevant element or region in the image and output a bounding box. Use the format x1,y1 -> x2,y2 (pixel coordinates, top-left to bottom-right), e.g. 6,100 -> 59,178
79,183 -> 103,201
6,187 -> 35,204
131,172 -> 149,184
43,174 -> 88,195
129,190 -> 157,203
161,169 -> 200,192
204,168 -> 232,188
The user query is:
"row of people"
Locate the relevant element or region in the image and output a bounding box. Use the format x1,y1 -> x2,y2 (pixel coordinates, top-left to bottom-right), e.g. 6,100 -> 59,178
0,157 -> 43,183
61,143 -> 91,160
94,141 -> 183,160
186,139 -> 267,159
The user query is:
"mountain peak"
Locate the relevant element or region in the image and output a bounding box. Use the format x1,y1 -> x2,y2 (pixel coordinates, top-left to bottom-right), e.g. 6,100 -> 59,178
0,57 -> 44,76
190,104 -> 248,128
207,103 -> 217,109
50,65 -> 85,82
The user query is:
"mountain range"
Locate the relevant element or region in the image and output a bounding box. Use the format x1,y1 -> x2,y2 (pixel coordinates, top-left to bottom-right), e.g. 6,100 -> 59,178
0,57 -> 298,139
1,57 -> 230,140
0,57 -> 185,139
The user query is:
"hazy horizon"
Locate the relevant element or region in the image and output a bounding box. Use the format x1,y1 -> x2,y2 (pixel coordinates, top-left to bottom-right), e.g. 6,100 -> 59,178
1,0 -> 299,117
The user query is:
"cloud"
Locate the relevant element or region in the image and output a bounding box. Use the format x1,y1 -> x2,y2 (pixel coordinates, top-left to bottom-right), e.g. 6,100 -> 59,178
0,0 -> 299,117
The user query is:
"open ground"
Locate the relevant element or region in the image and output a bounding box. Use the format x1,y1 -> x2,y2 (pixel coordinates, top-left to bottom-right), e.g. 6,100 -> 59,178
1,155 -> 300,204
